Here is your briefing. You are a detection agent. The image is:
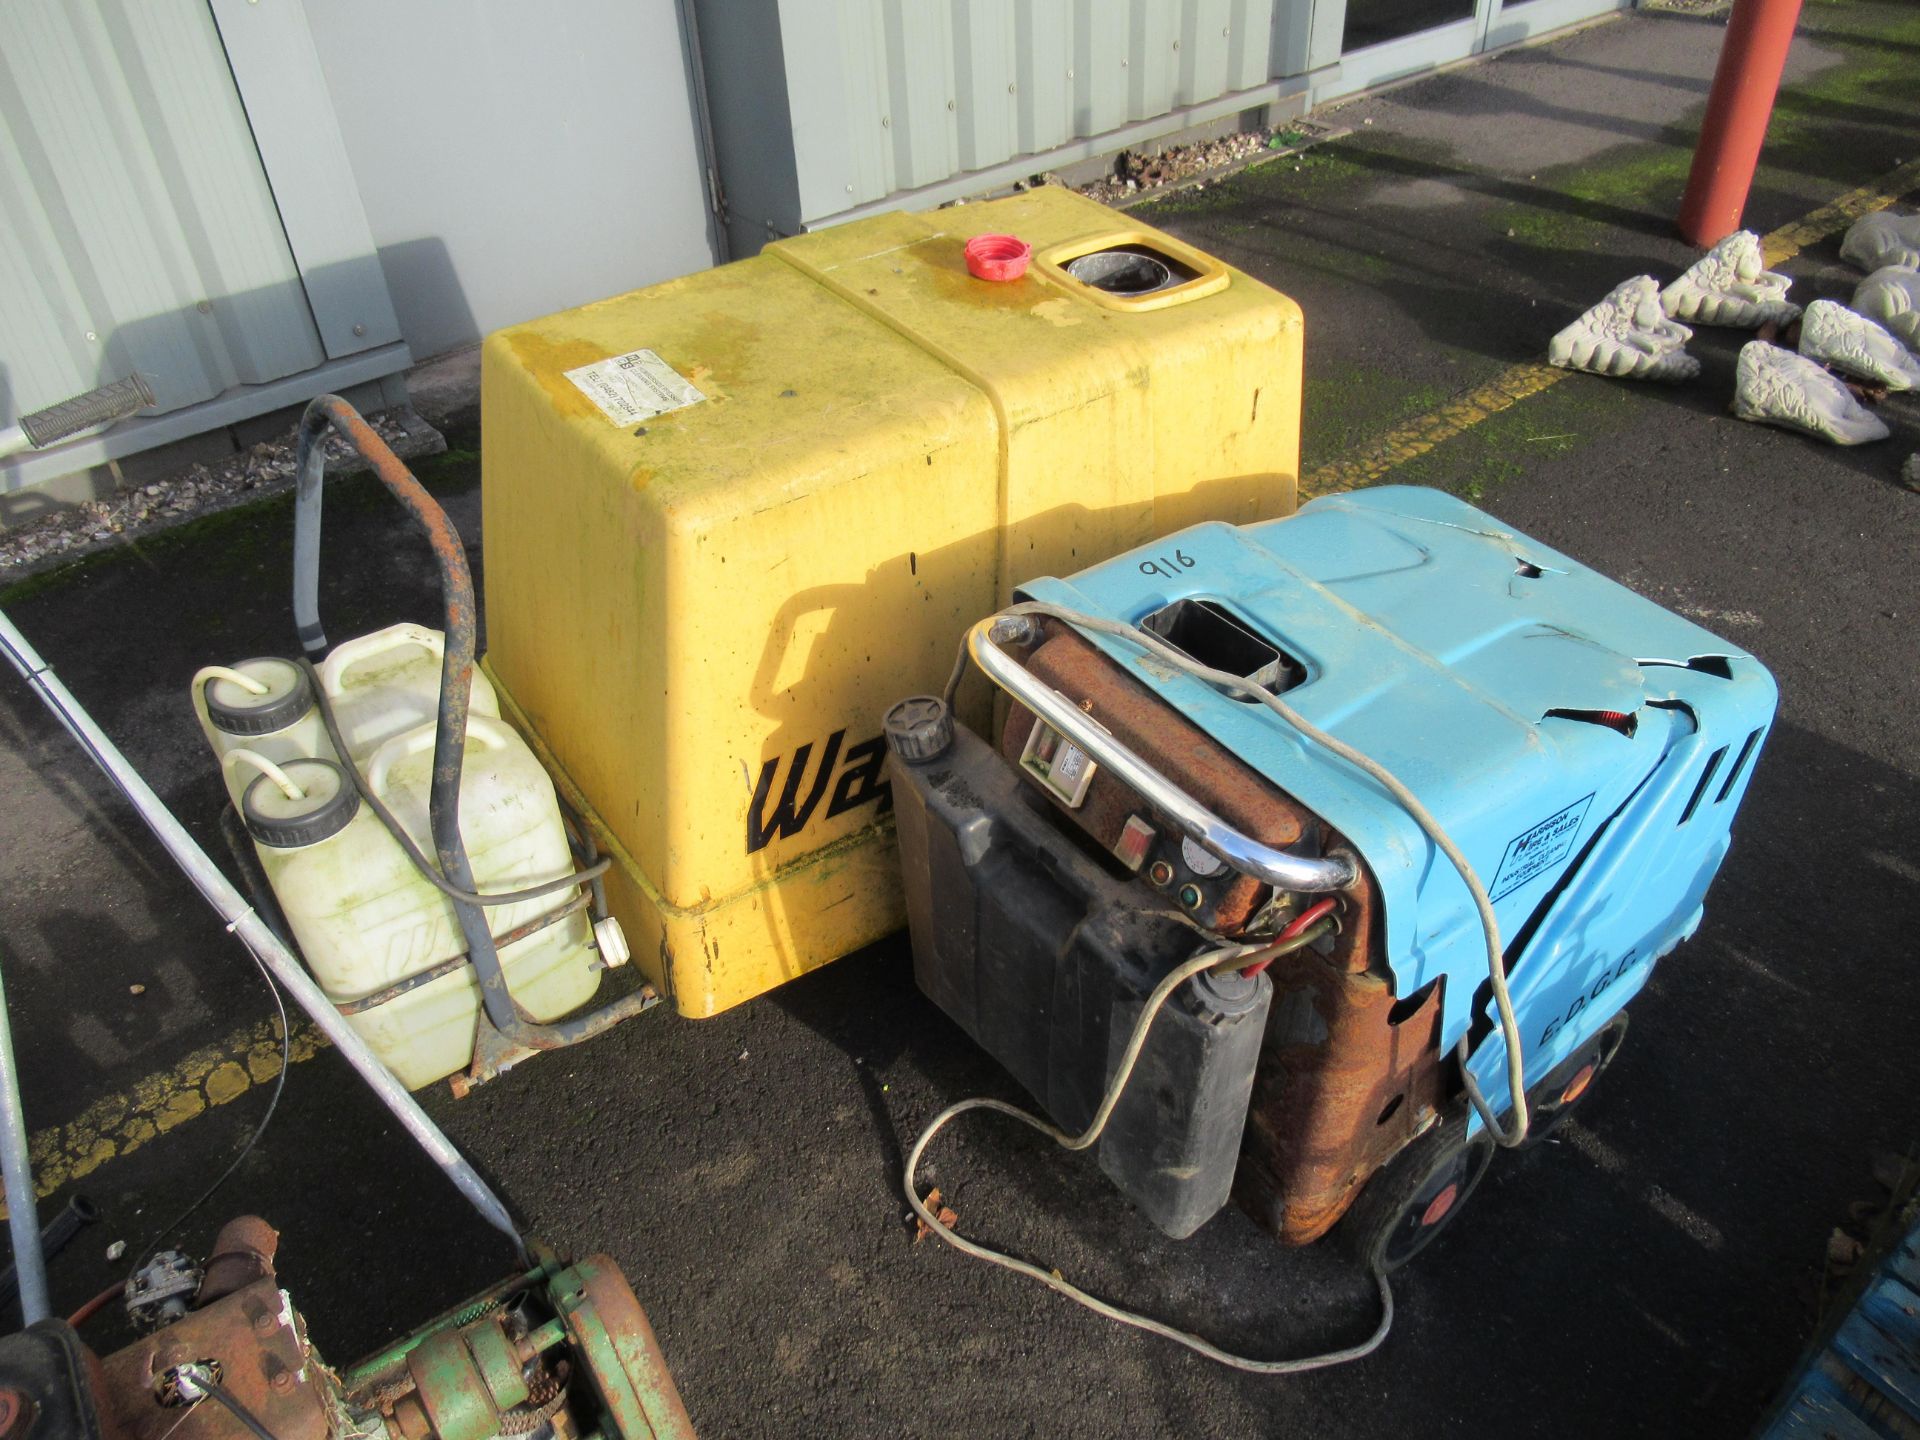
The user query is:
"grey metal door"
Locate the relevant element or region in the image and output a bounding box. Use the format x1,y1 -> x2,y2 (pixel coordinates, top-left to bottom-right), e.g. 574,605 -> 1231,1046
0,0 -> 401,464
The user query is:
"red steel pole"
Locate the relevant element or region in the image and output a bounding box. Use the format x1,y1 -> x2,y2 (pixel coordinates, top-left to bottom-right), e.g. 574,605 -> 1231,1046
1676,0 -> 1805,247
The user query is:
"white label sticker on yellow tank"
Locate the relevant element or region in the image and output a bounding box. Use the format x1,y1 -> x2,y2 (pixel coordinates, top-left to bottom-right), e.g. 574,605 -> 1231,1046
564,350 -> 705,425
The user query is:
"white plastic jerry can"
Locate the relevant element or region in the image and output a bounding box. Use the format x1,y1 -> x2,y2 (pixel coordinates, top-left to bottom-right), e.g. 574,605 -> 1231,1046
237,717 -> 602,1089
314,622 -> 500,760
196,625 -> 602,1090
193,623 -> 500,808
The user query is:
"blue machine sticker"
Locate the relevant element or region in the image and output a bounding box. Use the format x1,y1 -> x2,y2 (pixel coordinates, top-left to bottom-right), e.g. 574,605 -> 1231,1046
1489,793 -> 1594,901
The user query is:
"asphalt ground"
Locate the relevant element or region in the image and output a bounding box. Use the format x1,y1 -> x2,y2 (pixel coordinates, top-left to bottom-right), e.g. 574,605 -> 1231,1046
3,4 -> 1919,1435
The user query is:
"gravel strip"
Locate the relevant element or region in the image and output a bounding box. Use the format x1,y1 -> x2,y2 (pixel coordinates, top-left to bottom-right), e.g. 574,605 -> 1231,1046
1079,119 -> 1347,206
0,408 -> 444,581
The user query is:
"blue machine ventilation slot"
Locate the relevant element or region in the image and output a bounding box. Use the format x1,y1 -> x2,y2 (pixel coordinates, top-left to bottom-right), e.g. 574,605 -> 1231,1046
1641,654 -> 1736,679
1678,746 -> 1730,825
1716,727 -> 1764,804
1544,707 -> 1638,738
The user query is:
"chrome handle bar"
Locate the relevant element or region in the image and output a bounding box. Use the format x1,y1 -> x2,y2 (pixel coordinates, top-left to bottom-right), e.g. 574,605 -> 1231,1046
967,614 -> 1358,893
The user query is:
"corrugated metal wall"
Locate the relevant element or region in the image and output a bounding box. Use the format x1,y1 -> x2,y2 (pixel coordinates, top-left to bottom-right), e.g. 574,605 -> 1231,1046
0,0 -> 332,426
773,0 -> 1286,226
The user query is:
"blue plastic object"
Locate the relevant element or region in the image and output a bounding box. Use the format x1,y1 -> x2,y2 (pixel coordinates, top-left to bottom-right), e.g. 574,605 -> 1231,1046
1019,485 -> 1777,1131
1758,1204 -> 1920,1438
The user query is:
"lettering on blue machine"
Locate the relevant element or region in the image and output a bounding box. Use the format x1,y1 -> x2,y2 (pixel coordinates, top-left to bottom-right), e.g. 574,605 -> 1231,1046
746,729 -> 890,853
1488,792 -> 1594,901
1540,948 -> 1638,1048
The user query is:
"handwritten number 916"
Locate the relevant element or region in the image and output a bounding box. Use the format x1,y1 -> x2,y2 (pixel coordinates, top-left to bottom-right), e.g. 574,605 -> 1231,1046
1139,550 -> 1196,581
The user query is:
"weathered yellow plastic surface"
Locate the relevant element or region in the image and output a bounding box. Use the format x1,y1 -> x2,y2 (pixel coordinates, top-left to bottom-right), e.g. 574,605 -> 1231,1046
481,188 -> 1302,1017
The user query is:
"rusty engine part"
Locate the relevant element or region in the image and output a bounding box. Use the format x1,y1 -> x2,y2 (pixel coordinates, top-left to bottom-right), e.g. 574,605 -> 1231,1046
998,624 -> 1313,936
1234,886 -> 1447,1245
1,1217 -> 693,1440
993,621 -> 1445,1240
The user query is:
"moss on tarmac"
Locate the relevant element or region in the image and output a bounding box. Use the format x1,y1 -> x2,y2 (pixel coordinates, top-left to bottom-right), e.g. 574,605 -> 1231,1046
1487,0 -> 1920,252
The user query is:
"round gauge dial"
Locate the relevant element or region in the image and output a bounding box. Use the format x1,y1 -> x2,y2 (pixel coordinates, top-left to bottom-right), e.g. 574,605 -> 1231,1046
1180,838 -> 1227,877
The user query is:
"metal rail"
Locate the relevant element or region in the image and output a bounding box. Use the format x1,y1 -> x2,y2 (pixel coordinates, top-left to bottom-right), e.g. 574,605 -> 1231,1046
966,613 -> 1358,893
0,950 -> 49,1323
291,397 -> 652,1083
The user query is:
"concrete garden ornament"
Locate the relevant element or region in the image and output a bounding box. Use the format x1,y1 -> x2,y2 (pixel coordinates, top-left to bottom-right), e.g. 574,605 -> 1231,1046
1840,212 -> 1920,273
1733,342 -> 1890,445
1660,231 -> 1800,328
1548,276 -> 1699,381
1852,267 -> 1920,351
1797,300 -> 1920,390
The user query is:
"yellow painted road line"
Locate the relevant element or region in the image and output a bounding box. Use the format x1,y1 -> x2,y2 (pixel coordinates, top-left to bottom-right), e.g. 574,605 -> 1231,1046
1302,362 -> 1567,500
1301,158 -> 1920,501
1762,157 -> 1920,268
0,1019 -> 326,1219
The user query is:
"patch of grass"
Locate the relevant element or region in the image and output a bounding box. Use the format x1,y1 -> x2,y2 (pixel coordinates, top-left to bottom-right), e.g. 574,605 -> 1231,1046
1249,143 -> 1376,193
0,545 -> 121,606
2,429 -> 483,606
1489,0 -> 1920,251
1487,144 -> 1692,250
1760,5 -> 1920,180
1376,372 -> 1632,504
1281,228 -> 1399,283
1247,133 -> 1456,197
411,443 -> 481,494
0,492 -> 303,606
1303,363 -> 1450,474
1139,177 -> 1246,217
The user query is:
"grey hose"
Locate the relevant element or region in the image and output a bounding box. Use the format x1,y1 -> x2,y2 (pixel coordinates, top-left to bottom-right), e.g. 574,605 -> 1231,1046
906,926 -> 1395,1374
297,659 -> 610,908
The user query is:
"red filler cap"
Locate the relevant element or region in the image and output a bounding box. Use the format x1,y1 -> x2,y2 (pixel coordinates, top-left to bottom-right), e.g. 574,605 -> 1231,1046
965,233 -> 1032,282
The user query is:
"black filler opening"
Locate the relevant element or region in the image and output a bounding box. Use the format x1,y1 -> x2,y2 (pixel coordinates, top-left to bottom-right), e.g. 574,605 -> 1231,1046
1064,244 -> 1198,295
1140,598 -> 1305,698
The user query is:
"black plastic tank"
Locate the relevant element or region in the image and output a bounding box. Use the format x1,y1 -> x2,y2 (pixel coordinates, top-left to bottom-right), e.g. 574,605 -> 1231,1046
887,703 -> 1269,1239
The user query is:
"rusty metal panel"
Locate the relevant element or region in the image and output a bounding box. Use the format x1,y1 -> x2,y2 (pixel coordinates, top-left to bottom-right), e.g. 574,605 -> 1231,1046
99,1277 -> 332,1440
1235,879 -> 1448,1244
556,1256 -> 700,1440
